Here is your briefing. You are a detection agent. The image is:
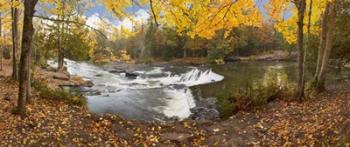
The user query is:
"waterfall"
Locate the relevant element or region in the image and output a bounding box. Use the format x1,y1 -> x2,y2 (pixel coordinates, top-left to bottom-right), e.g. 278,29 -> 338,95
175,68 -> 224,87
47,59 -> 224,121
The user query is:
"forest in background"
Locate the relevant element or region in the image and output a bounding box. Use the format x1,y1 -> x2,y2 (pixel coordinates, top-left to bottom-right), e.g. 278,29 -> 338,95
0,0 -> 350,145
0,0 -> 349,67
0,0 -> 348,115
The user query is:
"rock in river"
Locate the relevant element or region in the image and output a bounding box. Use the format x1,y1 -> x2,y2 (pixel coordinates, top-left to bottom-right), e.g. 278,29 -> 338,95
109,69 -> 126,74
125,72 -> 139,79
77,87 -> 102,96
190,107 -> 220,121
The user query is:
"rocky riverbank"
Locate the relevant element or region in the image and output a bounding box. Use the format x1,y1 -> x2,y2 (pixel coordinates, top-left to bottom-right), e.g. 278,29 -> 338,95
2,75 -> 350,146
34,67 -> 94,90
224,50 -> 297,63
1,59 -> 350,146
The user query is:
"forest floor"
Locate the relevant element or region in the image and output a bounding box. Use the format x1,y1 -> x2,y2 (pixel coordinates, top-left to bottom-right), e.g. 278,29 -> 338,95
1,60 -> 350,146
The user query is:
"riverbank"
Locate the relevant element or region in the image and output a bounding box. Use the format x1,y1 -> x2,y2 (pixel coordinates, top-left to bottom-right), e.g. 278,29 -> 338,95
224,50 -> 297,63
1,60 -> 350,146
145,50 -> 296,66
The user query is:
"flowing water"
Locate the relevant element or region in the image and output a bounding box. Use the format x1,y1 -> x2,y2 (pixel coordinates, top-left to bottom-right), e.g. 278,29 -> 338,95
48,60 -> 350,121
192,61 -> 350,99
48,60 -> 224,121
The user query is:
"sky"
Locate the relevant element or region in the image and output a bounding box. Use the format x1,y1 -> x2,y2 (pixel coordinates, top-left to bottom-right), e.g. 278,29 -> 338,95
82,0 -> 274,30
84,0 -> 150,30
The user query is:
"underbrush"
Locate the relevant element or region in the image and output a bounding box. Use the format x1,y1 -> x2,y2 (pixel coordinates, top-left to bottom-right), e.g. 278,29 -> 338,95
217,70 -> 296,118
33,80 -> 86,106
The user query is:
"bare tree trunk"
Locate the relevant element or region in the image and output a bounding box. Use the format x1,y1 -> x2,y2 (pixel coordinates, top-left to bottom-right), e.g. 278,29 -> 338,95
305,0 -> 312,64
26,48 -> 32,103
57,0 -> 66,72
11,1 -> 19,80
315,1 -> 337,92
307,0 -> 312,41
17,0 -> 38,117
0,12 -> 3,71
296,0 -> 306,99
314,4 -> 330,82
57,26 -> 64,72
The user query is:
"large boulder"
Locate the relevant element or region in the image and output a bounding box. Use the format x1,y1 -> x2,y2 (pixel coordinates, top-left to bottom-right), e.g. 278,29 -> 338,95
190,107 -> 220,121
60,77 -> 94,88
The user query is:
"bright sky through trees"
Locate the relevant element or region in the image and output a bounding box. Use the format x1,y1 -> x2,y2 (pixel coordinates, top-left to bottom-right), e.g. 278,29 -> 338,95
82,0 -> 273,30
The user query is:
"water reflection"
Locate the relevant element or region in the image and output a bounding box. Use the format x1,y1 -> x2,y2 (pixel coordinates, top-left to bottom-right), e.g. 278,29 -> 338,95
191,61 -> 350,99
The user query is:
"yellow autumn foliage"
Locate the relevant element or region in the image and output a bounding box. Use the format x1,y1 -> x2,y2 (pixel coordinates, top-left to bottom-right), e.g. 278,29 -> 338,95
265,0 -> 331,44
102,0 -> 263,39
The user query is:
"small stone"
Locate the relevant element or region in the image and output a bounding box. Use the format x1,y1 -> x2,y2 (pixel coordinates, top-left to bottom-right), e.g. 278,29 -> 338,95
4,95 -> 12,101
83,81 -> 94,87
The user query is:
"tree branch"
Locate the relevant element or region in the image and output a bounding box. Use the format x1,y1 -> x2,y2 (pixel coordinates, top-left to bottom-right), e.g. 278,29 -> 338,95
149,0 -> 159,26
33,15 -> 108,39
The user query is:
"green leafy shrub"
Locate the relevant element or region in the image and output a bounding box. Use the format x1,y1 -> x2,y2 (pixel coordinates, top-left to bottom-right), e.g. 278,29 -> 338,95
33,80 -> 86,106
142,56 -> 154,64
207,48 -> 226,64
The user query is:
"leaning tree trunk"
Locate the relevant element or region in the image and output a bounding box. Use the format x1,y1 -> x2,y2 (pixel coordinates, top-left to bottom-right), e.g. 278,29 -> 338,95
314,4 -> 330,83
11,2 -> 19,80
296,0 -> 306,99
17,0 -> 38,117
315,1 -> 337,92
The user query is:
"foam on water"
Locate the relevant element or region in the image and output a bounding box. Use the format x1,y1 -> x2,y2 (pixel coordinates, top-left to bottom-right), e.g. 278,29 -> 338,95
48,59 -> 224,120
153,88 -> 196,119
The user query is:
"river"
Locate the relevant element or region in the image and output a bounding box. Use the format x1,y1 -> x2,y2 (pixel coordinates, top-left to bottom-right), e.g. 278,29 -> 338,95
49,60 -> 350,121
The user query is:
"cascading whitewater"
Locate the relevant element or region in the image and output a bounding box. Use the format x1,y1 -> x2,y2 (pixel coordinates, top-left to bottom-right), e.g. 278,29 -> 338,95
47,59 -> 224,120
176,68 -> 224,87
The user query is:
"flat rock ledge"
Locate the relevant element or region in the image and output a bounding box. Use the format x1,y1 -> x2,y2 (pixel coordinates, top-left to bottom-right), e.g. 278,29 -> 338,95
35,67 -> 94,90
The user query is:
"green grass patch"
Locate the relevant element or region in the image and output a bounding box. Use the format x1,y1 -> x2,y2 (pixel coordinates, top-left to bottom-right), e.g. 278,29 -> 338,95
33,80 -> 87,106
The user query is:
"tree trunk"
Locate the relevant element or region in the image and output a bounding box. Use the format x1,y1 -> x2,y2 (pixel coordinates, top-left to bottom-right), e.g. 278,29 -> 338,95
305,0 -> 312,64
296,0 -> 306,99
57,0 -> 66,72
0,12 -> 2,71
17,0 -> 38,117
26,48 -> 32,103
314,4 -> 330,82
11,1 -> 19,80
306,0 -> 312,37
315,1 -> 337,92
149,0 -> 159,26
57,29 -> 64,72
